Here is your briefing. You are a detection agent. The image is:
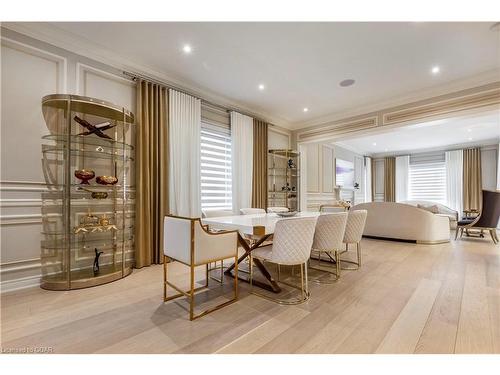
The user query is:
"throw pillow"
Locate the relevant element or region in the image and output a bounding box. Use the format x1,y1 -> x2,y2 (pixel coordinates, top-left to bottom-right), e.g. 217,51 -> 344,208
417,204 -> 439,214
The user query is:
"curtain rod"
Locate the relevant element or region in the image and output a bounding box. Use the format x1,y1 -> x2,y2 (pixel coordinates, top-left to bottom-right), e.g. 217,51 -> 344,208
123,70 -> 272,124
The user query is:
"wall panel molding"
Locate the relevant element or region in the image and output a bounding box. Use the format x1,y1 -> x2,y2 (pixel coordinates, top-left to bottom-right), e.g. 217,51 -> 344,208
1,36 -> 68,93
76,62 -> 135,96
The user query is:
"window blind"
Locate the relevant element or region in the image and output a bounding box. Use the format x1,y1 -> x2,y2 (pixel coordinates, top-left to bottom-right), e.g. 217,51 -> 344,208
200,103 -> 232,211
408,152 -> 446,204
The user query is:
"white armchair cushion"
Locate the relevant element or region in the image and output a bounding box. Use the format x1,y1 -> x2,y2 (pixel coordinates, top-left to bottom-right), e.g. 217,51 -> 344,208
164,216 -> 192,264
194,223 -> 238,265
164,216 -> 238,266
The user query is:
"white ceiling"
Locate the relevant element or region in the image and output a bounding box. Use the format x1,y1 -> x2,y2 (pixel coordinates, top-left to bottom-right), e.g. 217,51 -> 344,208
24,22 -> 500,128
335,112 -> 500,156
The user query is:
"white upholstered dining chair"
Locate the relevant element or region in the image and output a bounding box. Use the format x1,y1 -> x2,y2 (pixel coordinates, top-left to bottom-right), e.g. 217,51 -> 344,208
309,212 -> 348,282
240,208 -> 266,215
163,215 -> 239,320
249,216 -> 318,304
341,209 -> 367,270
319,204 -> 348,213
201,209 -> 233,218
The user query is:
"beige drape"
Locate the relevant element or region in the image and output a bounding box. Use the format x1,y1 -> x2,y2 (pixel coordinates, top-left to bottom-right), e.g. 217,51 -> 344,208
135,80 -> 169,268
463,148 -> 482,211
384,157 -> 396,202
252,119 -> 268,209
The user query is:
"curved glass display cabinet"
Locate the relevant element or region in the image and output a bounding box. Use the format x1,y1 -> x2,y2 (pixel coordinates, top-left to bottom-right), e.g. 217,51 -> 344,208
40,94 -> 135,290
268,149 -> 300,212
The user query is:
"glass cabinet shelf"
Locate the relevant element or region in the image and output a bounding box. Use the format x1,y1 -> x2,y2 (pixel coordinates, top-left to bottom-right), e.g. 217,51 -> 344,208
42,146 -> 134,161
42,134 -> 134,151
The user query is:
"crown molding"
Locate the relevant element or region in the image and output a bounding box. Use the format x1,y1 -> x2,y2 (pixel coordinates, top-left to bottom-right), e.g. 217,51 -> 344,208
368,138 -> 499,158
291,68 -> 500,131
2,22 -> 290,128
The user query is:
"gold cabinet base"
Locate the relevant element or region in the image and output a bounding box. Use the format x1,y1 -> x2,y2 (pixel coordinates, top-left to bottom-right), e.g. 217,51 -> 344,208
41,265 -> 133,291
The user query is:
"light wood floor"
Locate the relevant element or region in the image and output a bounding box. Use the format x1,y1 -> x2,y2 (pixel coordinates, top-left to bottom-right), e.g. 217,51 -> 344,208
1,234 -> 499,354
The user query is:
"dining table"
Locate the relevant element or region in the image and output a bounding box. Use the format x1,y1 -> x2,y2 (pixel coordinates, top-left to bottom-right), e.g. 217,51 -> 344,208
202,211 -> 320,293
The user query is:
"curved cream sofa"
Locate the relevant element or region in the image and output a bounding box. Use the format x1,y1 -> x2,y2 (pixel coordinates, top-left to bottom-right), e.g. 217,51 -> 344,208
351,202 -> 450,244
400,200 -> 458,229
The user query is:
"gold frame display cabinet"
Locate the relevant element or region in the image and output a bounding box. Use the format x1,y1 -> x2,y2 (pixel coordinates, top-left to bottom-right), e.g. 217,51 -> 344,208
40,94 -> 135,290
268,149 -> 300,212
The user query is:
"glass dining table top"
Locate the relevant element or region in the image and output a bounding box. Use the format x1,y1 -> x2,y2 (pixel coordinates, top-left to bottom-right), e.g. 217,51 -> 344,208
202,212 -> 320,236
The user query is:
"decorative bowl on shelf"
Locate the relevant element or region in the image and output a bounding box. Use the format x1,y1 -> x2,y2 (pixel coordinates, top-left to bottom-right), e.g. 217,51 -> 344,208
74,169 -> 95,184
96,175 -> 118,185
91,192 -> 108,199
276,211 -> 298,218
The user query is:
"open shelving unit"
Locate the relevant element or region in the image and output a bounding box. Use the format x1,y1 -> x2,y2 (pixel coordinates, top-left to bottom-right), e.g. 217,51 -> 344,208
267,149 -> 300,212
40,94 -> 135,290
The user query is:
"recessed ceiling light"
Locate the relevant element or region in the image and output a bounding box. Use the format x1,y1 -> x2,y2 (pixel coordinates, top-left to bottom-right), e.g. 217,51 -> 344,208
339,79 -> 356,87
384,148 -> 388,152
182,44 -> 192,54
431,66 -> 440,75
372,142 -> 377,146
468,137 -> 473,141
467,128 -> 472,132
258,84 -> 265,91
303,107 -> 309,112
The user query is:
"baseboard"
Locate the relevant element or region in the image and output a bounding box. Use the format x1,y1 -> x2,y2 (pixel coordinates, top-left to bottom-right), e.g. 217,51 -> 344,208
0,274 -> 40,293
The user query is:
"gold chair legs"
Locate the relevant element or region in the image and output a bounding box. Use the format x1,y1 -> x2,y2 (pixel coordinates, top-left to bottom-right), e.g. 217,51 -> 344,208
339,242 -> 361,270
249,255 -> 310,305
163,255 -> 239,321
308,250 -> 340,284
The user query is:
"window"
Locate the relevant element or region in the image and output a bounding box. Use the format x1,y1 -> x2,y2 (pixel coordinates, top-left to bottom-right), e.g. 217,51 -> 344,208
408,153 -> 446,204
200,104 -> 232,212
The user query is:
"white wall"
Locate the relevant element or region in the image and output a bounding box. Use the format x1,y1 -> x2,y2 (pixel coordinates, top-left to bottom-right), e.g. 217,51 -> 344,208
302,142 -> 365,211
0,28 -> 136,292
268,127 -> 291,150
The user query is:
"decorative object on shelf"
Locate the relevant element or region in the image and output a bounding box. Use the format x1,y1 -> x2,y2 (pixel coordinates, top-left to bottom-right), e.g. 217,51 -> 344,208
96,175 -> 118,185
74,210 -> 118,234
74,169 -> 95,184
288,158 -> 296,169
354,182 -> 360,189
74,115 -> 116,139
276,211 -> 298,217
77,186 -> 109,199
93,248 -> 104,274
40,94 -> 135,290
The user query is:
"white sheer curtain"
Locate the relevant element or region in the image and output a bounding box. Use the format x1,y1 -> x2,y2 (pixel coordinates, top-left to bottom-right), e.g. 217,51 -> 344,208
364,156 -> 372,202
395,155 -> 409,202
169,89 -> 201,217
445,149 -> 463,214
231,111 -> 253,214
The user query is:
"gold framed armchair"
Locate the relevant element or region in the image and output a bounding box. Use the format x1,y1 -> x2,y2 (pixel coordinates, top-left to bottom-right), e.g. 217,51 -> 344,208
163,215 -> 239,320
